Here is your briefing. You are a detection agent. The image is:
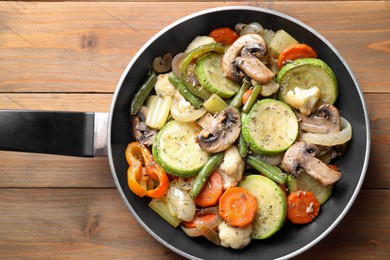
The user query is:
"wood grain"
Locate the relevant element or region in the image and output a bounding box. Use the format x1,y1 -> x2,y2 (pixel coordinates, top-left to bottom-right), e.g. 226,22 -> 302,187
0,188 -> 388,259
0,2 -> 389,93
0,1 -> 389,260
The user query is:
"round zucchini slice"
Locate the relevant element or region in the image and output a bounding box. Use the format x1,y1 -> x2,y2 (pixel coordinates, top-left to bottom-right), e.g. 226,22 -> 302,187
242,99 -> 298,154
239,175 -> 287,239
195,53 -> 240,98
152,121 -> 210,177
277,58 -> 338,105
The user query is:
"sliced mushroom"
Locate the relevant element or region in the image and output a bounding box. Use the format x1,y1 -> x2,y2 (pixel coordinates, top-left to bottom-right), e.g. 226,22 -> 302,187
222,34 -> 268,82
282,141 -> 341,186
131,106 -> 157,146
196,106 -> 241,153
236,56 -> 275,84
240,43 -> 267,60
296,104 -> 341,134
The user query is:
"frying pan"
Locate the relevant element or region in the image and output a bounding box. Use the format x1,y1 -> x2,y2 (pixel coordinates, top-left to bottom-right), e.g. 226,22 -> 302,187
0,6 -> 370,260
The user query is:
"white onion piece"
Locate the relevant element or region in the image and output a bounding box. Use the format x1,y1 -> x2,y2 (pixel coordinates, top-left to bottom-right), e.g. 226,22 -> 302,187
194,216 -> 222,245
166,185 -> 196,222
181,226 -> 202,237
170,92 -> 207,122
302,117 -> 352,146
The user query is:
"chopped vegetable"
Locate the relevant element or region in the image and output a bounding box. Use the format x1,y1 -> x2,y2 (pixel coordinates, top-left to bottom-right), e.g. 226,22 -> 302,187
182,213 -> 218,229
246,155 -> 287,185
229,77 -> 251,109
189,152 -> 224,199
301,117 -> 352,146
269,29 -> 299,57
153,52 -> 173,73
287,191 -> 320,224
202,93 -> 228,114
242,89 -> 253,106
145,95 -> 172,130
242,84 -> 261,113
168,72 -> 203,108
194,170 -> 223,207
180,43 -> 227,77
278,43 -> 317,68
149,197 -> 181,227
218,187 -> 258,227
130,71 -> 157,115
125,142 -> 169,198
209,27 -> 239,45
238,175 -> 287,239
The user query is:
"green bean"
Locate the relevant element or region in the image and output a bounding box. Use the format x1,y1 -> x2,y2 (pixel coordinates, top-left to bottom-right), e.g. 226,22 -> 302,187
130,71 -> 157,115
168,72 -> 203,108
189,152 -> 224,199
242,83 -> 261,113
246,155 -> 287,184
229,77 -> 251,109
238,131 -> 248,158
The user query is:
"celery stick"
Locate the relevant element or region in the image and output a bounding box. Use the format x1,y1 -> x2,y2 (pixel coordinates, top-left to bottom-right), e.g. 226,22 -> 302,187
149,198 -> 181,228
146,95 -> 172,129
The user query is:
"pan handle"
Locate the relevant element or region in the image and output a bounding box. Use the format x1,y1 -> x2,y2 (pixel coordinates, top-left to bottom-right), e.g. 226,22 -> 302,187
0,110 -> 108,157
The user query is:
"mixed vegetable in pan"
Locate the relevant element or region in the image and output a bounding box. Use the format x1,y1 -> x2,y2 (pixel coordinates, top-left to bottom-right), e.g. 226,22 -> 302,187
127,22 -> 352,249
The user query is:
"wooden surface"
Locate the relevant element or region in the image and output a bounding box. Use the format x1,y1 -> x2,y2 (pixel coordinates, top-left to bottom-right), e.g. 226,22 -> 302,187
0,1 -> 389,259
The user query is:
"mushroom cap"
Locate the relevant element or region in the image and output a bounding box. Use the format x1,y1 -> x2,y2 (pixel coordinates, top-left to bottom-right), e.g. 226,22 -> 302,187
196,106 -> 241,153
296,104 -> 341,134
282,141 -> 341,186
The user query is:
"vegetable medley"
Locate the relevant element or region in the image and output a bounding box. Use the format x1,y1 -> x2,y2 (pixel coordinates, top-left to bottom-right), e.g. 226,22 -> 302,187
127,22 -> 352,249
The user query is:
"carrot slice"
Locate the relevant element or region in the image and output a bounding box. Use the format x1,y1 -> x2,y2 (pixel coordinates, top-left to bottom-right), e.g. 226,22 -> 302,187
278,43 -> 318,68
287,191 -> 320,224
194,170 -> 223,207
242,89 -> 253,106
209,27 -> 239,46
218,187 -> 258,227
182,213 -> 217,229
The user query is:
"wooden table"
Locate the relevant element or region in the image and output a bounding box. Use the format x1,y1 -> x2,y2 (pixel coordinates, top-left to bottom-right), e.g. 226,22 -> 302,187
0,1 -> 389,259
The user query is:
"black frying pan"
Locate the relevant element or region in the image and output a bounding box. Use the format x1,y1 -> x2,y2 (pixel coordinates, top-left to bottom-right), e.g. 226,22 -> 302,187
0,6 -> 370,260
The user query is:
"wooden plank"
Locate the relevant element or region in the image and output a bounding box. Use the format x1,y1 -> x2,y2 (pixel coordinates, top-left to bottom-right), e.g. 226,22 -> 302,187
0,2 -> 389,93
0,188 -> 388,259
0,93 -> 112,112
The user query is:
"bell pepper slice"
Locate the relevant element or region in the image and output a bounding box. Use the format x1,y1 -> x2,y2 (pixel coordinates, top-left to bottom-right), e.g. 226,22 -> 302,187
125,142 -> 169,198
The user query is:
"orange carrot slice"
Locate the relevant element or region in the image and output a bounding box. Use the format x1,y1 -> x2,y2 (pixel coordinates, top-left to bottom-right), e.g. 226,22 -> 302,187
287,190 -> 320,224
278,43 -> 317,68
194,170 -> 223,207
209,27 -> 239,46
218,187 -> 258,227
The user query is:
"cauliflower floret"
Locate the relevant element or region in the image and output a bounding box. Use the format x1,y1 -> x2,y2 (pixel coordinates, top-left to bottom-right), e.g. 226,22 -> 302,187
217,145 -> 245,190
185,36 -> 216,53
154,73 -> 177,97
285,86 -> 321,115
218,222 -> 253,249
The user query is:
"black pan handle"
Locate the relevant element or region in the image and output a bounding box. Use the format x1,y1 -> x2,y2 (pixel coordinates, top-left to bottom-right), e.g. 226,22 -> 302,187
0,110 -> 108,157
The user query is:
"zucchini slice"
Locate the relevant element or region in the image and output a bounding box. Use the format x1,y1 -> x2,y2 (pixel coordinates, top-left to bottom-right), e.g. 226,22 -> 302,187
239,175 -> 287,239
152,121 -> 210,177
286,172 -> 333,205
242,99 -> 298,154
277,58 -> 338,105
195,53 -> 240,98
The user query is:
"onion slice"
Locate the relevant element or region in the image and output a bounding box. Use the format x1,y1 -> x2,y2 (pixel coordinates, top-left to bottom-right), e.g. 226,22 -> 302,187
301,117 -> 352,146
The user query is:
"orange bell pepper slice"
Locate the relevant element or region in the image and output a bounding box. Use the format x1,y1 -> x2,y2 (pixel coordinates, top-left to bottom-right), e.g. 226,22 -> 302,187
125,142 -> 169,198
